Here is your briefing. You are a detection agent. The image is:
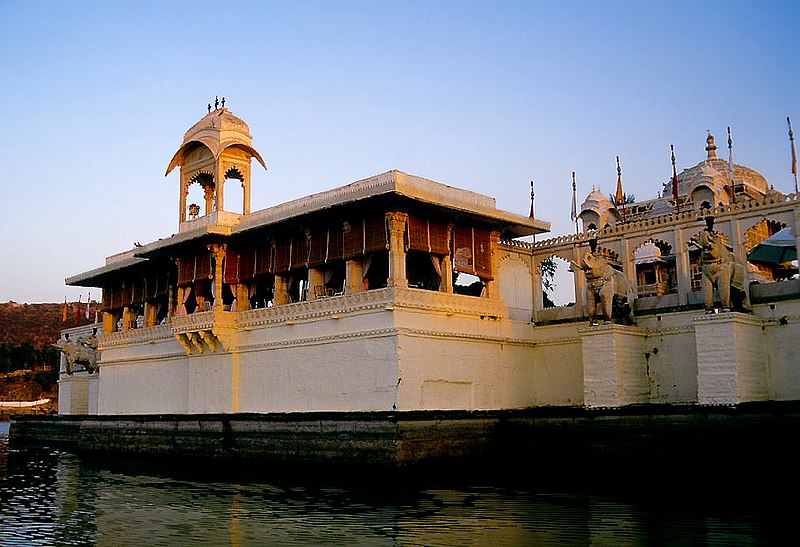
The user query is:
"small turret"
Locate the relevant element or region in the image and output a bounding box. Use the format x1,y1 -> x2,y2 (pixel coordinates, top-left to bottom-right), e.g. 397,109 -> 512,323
705,130 -> 718,159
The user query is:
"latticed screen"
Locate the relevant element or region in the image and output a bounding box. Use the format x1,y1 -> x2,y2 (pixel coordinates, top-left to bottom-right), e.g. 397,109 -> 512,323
453,224 -> 493,280
177,252 -> 213,286
407,215 -> 449,255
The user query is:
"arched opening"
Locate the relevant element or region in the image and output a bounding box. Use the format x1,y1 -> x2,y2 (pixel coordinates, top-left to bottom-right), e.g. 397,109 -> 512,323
186,173 -> 215,219
634,240 -> 677,297
224,167 -> 245,214
542,255 -> 575,308
186,182 -> 206,220
745,220 -> 797,282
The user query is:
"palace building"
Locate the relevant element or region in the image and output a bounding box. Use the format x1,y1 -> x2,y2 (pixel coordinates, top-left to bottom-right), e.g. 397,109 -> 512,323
59,108 -> 800,417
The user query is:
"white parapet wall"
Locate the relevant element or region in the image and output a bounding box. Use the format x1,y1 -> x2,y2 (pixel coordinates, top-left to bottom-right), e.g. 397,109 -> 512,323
580,324 -> 649,408
694,312 -> 769,405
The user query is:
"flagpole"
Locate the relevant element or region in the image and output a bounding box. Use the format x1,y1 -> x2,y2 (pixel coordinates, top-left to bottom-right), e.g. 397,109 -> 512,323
727,126 -> 736,204
671,144 -> 680,213
615,156 -> 625,222
529,180 -> 536,245
789,117 -> 798,195
571,171 -> 578,235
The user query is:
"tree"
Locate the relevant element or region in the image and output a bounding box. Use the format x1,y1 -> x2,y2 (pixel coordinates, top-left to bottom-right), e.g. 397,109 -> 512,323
541,257 -> 557,308
609,193 -> 636,205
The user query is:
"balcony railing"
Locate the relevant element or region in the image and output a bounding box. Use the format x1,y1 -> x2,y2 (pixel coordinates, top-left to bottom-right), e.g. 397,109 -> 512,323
99,287 -> 505,355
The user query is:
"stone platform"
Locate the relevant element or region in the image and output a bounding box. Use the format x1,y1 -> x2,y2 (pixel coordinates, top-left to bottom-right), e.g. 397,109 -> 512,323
10,402 -> 800,472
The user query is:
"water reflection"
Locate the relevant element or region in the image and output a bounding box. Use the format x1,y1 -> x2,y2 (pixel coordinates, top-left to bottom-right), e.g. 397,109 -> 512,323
0,430 -> 792,546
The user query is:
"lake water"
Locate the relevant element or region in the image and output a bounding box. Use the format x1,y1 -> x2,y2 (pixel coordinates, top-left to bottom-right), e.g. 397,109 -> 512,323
0,423 -> 792,545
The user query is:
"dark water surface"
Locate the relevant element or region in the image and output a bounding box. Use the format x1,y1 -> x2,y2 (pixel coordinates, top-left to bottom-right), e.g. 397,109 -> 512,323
0,423 -> 792,546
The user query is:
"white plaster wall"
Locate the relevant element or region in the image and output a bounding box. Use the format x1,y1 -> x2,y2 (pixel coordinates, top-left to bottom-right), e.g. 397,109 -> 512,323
733,316 -> 769,402
188,354 -> 234,413
98,357 -> 189,414
763,301 -> 800,400
636,312 -> 699,404
498,255 -> 533,323
237,335 -> 398,412
82,294 -> 800,415
529,324 -> 584,406
397,333 -> 507,410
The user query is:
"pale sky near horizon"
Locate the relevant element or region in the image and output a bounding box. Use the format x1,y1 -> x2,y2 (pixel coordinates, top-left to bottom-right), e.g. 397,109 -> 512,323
0,0 -> 797,304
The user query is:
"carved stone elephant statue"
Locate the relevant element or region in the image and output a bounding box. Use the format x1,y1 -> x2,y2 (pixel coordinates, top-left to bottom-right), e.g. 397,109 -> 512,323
696,228 -> 751,312
574,242 -> 636,325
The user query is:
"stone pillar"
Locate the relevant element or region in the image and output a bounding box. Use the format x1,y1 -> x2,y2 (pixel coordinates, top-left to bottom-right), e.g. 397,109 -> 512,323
580,323 -> 649,407
345,259 -> 364,294
203,183 -> 215,215
440,255 -> 453,293
168,282 -> 177,318
235,283 -> 251,311
273,274 -> 291,305
386,212 -> 409,288
573,247 -> 587,319
122,306 -> 133,330
675,226 -> 691,306
179,177 -> 189,223
532,258 -> 544,320
144,302 -> 157,327
209,244 -> 227,311
483,231 -> 502,300
694,312 -> 767,405
308,267 -> 326,299
216,163 -> 225,212
440,223 -> 455,294
103,311 -> 115,334
175,286 -> 185,315
242,178 -> 251,215
794,208 -> 800,273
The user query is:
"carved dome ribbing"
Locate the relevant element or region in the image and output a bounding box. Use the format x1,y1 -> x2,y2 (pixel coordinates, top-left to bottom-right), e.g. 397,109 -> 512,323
165,108 -> 267,176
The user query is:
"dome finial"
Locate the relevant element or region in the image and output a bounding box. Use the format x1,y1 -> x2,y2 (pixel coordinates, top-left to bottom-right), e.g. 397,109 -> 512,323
706,130 -> 718,159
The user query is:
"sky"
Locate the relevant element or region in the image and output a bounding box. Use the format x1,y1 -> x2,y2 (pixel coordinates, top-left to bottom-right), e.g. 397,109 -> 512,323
0,0 -> 797,304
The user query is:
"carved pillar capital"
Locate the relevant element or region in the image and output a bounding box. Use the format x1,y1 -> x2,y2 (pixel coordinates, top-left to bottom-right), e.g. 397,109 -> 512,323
385,211 -> 409,288
208,243 -> 227,310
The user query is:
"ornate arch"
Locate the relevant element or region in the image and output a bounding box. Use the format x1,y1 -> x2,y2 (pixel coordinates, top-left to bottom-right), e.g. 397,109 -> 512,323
635,238 -> 673,256
743,219 -> 786,253
224,166 -> 244,180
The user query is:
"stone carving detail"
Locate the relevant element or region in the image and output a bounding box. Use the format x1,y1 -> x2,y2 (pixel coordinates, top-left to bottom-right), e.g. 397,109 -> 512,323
692,217 -> 751,312
171,309 -> 237,354
53,329 -> 100,374
572,239 -> 636,325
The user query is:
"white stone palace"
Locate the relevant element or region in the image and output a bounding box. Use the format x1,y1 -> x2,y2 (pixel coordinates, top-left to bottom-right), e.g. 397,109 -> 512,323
59,109 -> 800,415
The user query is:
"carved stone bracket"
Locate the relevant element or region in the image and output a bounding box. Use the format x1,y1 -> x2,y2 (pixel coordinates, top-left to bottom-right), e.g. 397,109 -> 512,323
171,309 -> 237,355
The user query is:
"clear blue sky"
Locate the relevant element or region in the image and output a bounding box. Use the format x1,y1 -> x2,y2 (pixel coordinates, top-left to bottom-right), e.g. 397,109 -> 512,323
0,0 -> 797,303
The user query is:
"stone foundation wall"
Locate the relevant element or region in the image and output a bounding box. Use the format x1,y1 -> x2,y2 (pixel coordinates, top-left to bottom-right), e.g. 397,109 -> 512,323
11,403 -> 800,470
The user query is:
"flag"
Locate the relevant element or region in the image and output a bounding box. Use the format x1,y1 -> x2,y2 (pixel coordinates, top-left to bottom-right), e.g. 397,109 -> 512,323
615,156 -> 624,206
570,171 -> 577,222
85,298 -> 91,320
670,144 -> 679,208
62,297 -> 67,322
75,297 -> 81,324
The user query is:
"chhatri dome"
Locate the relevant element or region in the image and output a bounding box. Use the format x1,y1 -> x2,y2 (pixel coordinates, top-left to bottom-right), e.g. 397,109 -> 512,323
166,103 -> 267,224
662,130 -> 770,209
578,188 -> 620,230
576,130 -> 774,232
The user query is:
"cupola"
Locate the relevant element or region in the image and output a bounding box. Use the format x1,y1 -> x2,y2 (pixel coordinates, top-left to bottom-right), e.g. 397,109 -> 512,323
165,101 -> 267,226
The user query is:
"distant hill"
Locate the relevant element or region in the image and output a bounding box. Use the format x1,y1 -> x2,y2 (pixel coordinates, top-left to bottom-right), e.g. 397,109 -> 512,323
0,301 -> 98,349
1,301 -> 98,414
